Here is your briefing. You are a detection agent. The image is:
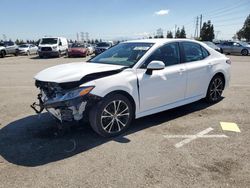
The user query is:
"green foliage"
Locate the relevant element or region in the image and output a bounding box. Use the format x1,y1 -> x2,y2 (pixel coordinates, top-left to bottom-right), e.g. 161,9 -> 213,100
166,31 -> 173,38
200,20 -> 215,41
179,26 -> 186,38
237,14 -> 250,41
175,27 -> 181,38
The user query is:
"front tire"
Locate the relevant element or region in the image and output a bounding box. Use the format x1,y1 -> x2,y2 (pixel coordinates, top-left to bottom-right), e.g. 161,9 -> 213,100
0,50 -> 5,58
14,50 -> 19,56
89,94 -> 133,137
241,49 -> 248,56
205,75 -> 225,103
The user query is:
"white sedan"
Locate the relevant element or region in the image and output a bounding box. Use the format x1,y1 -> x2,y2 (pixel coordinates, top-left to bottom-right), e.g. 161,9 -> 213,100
18,44 -> 38,55
32,39 -> 231,137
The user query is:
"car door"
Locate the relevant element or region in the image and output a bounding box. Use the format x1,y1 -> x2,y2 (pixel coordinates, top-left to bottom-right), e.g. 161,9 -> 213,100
232,42 -> 242,54
180,41 -> 211,98
221,42 -> 232,53
5,42 -> 12,54
30,45 -> 35,54
137,42 -> 187,112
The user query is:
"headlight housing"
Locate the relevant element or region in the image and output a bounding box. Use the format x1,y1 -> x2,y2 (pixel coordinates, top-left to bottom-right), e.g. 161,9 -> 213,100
52,46 -> 58,50
61,86 -> 94,100
44,86 -> 95,106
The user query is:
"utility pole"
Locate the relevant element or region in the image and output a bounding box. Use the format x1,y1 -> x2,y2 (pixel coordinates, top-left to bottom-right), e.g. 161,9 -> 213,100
215,31 -> 221,39
85,32 -> 89,43
194,16 -> 199,39
200,14 -> 202,38
80,32 -> 84,42
174,25 -> 177,38
76,33 -> 79,42
2,34 -> 7,41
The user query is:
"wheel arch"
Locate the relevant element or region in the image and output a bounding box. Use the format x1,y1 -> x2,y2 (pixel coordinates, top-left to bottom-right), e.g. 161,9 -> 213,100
241,48 -> 249,55
103,90 -> 136,118
211,72 -> 226,89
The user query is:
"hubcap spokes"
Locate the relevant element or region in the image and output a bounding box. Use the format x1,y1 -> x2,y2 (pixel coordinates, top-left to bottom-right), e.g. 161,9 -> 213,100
101,100 -> 130,133
210,78 -> 223,101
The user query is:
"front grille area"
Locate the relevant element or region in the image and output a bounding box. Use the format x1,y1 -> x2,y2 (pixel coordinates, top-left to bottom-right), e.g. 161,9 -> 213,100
41,47 -> 52,51
35,80 -> 62,98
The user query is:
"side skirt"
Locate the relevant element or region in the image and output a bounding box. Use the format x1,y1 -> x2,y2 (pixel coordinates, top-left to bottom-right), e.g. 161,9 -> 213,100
135,94 -> 205,119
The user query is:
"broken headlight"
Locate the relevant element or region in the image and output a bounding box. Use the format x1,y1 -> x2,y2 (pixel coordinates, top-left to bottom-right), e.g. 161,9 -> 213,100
61,86 -> 95,101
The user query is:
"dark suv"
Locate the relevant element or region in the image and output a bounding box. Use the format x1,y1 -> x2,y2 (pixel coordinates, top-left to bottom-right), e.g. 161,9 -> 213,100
94,42 -> 113,55
0,41 -> 19,58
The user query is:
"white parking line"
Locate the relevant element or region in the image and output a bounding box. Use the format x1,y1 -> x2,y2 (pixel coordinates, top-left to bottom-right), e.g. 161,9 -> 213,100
163,127 -> 228,148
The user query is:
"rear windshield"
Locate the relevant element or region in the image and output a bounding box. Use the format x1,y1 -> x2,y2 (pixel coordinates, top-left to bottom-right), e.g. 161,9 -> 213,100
96,42 -> 111,47
71,43 -> 86,48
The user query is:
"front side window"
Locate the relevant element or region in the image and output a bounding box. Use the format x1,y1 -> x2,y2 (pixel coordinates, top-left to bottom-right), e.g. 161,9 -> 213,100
142,42 -> 180,68
89,42 -> 154,67
182,42 -> 204,62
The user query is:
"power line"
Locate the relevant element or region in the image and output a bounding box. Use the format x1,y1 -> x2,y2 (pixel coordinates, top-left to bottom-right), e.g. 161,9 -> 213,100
202,0 -> 249,17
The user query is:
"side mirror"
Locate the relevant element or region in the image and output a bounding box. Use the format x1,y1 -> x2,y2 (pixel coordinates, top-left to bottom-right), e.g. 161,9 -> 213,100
59,42 -> 62,46
146,61 -> 165,75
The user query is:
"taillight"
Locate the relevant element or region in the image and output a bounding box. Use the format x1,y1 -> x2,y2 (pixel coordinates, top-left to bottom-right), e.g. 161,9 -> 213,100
226,60 -> 231,65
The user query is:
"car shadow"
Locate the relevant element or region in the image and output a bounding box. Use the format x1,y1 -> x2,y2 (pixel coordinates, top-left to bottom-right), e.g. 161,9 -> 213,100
0,99 -> 219,167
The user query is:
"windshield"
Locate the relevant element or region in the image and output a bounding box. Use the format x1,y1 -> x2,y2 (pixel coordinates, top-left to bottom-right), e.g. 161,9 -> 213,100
71,43 -> 86,48
89,42 -> 154,67
96,42 -> 111,47
238,41 -> 250,46
40,38 -> 58,45
203,41 -> 218,48
19,44 -> 29,48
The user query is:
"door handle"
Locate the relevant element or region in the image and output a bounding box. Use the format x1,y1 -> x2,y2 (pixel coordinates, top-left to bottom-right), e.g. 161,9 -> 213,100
208,62 -> 212,68
178,68 -> 185,75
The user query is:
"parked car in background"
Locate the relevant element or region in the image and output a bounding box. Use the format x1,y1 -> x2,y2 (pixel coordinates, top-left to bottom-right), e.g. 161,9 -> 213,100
32,39 -> 231,137
217,41 -> 250,56
68,43 -> 89,57
0,46 -> 6,58
0,41 -> 19,57
38,37 -> 68,58
95,42 -> 113,55
202,41 -> 222,53
18,44 -> 38,55
86,44 -> 95,55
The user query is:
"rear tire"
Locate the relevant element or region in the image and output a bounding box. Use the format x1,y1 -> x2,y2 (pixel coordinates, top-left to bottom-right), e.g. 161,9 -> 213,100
205,75 -> 225,103
14,50 -> 19,56
241,49 -> 248,56
0,50 -> 5,58
89,94 -> 133,137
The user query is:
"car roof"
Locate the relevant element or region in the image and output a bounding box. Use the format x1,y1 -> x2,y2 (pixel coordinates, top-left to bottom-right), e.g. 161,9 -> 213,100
123,38 -> 202,45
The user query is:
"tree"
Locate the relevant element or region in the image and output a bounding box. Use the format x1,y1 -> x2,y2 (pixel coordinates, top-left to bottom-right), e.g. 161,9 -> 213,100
95,39 -> 99,43
166,31 -> 173,38
237,14 -> 250,41
200,20 -> 215,41
15,39 -> 20,45
175,27 -> 181,38
179,26 -> 186,38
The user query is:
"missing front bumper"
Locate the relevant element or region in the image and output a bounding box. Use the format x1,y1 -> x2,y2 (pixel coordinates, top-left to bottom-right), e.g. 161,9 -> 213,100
31,94 -> 101,122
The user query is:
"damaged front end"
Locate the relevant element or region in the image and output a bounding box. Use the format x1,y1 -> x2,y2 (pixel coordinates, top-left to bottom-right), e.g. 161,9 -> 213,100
31,80 -> 101,122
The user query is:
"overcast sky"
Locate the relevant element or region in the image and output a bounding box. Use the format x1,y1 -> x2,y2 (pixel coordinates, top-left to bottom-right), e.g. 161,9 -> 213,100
1,0 -> 250,41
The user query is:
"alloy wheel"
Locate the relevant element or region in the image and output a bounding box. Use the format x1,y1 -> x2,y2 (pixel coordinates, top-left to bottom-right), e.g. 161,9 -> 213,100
101,100 -> 130,134
210,77 -> 224,101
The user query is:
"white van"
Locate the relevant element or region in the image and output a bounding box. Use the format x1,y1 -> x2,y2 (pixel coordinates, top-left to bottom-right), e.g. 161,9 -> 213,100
38,37 -> 68,58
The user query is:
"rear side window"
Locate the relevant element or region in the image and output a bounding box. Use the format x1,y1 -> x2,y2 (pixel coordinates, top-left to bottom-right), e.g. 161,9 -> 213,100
182,42 -> 205,62
201,46 -> 210,58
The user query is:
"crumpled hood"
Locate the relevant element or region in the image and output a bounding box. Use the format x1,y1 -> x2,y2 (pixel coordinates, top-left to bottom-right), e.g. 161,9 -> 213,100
34,62 -> 125,83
